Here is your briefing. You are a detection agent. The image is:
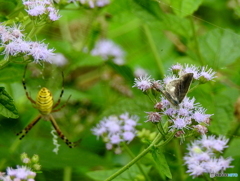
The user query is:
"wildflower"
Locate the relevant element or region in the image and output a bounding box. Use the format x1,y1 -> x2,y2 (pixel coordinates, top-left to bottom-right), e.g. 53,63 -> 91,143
28,41 -> 54,63
198,66 -> 216,83
6,166 -> 36,180
92,113 -> 138,154
159,96 -> 210,132
170,63 -> 216,82
0,24 -> 55,63
133,75 -> 152,92
70,0 -> 110,8
23,0 -> 61,21
145,112 -> 161,123
91,39 -> 125,65
184,135 -> 233,178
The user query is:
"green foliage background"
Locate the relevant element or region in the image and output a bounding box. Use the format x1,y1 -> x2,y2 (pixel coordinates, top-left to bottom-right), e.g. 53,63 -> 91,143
0,0 -> 240,180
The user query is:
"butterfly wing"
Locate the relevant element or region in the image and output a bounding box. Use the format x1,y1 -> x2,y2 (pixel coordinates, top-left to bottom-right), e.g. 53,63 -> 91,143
165,73 -> 193,106
177,73 -> 193,103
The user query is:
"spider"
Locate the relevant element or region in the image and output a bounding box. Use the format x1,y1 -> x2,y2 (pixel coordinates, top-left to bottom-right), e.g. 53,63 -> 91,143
16,66 -> 79,148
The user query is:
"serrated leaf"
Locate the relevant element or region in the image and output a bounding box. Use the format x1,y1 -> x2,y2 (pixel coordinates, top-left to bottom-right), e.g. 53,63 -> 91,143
86,164 -> 151,181
170,0 -> 203,18
151,149 -> 172,179
0,87 -> 19,118
199,29 -> 240,69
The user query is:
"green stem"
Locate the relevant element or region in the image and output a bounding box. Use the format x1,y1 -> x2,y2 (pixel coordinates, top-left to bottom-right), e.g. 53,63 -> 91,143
173,139 -> 185,181
143,25 -> 164,78
156,123 -> 166,140
63,166 -> 72,181
104,133 -> 162,181
155,129 -> 176,147
122,143 -> 151,181
26,25 -> 38,39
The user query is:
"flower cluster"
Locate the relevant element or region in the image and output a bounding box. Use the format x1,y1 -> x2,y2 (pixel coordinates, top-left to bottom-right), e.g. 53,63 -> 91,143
1,166 -> 36,181
92,113 -> 139,154
0,153 -> 41,181
133,64 -> 216,135
91,39 -> 125,65
170,63 -> 216,83
0,24 -> 54,63
159,96 -> 212,132
69,0 -> 110,8
22,0 -> 61,21
184,135 -> 233,178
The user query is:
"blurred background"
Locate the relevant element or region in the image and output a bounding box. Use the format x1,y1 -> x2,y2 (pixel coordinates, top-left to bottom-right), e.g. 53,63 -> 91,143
0,0 -> 240,180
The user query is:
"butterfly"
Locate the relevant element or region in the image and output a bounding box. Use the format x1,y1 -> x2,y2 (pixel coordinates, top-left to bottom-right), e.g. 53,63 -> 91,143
153,73 -> 193,106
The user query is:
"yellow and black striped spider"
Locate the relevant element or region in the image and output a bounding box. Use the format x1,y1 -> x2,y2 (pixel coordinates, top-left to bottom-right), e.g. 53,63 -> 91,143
17,66 -> 79,148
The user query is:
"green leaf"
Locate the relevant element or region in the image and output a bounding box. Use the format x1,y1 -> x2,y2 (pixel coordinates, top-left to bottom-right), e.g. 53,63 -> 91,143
170,0 -> 203,18
0,64 -> 23,83
162,13 -> 192,38
151,149 -> 172,179
86,164 -> 151,181
0,87 -> 19,118
131,0 -> 163,22
199,29 -> 240,69
107,62 -> 135,84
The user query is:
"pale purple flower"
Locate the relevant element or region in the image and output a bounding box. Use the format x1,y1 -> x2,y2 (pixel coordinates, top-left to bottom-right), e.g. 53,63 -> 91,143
199,66 -> 216,81
92,113 -> 138,153
1,30 -> 15,43
26,5 -> 46,16
133,75 -> 152,91
23,0 -> 60,21
170,63 -> 216,82
76,0 -> 110,8
123,131 -> 135,142
163,75 -> 178,84
110,134 -> 122,144
159,96 -> 211,132
192,108 -> 212,123
91,39 -> 125,65
184,135 -> 233,178
145,112 -> 161,123
48,9 -> 61,21
28,42 -> 54,62
181,64 -> 199,79
171,117 -> 189,129
200,135 -> 229,152
171,63 -> 182,72
6,166 -> 36,180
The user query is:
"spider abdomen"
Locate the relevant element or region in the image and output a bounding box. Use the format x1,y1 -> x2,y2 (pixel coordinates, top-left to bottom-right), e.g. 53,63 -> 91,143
36,87 -> 53,115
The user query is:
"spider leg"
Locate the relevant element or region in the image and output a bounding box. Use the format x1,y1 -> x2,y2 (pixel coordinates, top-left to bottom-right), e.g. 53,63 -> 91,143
52,72 -> 65,109
22,65 -> 36,104
51,95 -> 71,113
49,114 -> 80,148
16,115 -> 42,140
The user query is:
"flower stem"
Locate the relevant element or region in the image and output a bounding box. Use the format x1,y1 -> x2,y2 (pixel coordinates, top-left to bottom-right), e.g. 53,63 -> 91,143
122,143 -> 151,181
63,166 -> 72,181
104,133 -> 162,181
